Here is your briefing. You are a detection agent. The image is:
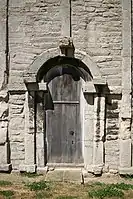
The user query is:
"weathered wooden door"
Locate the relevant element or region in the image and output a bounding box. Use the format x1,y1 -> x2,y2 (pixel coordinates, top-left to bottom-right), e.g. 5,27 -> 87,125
46,73 -> 83,165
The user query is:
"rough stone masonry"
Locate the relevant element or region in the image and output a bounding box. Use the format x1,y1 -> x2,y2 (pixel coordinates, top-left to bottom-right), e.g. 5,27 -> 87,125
0,0 -> 132,176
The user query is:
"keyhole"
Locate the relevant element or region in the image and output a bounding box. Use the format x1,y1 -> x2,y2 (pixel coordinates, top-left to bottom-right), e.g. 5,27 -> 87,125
72,140 -> 74,144
69,131 -> 74,136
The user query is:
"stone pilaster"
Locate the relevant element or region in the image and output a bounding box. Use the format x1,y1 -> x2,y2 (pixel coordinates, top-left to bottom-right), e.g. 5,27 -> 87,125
93,94 -> 105,175
60,0 -> 71,37
20,91 -> 36,173
119,0 -> 132,171
83,94 -> 94,170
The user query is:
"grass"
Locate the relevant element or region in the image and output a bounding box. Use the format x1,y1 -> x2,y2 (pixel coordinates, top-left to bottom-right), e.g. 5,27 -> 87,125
26,181 -> 50,191
21,172 -> 43,178
88,182 -> 133,198
0,190 -> 14,198
0,180 -> 12,186
56,196 -> 78,199
36,191 -> 53,199
88,186 -> 124,198
1,174 -> 133,199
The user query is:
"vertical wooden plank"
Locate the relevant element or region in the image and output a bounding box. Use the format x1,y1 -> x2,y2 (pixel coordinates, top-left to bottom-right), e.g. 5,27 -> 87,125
46,74 -> 83,165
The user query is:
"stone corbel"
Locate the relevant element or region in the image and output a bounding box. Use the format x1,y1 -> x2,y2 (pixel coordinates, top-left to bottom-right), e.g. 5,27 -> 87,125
82,80 -> 106,94
59,37 -> 75,57
25,82 -> 47,92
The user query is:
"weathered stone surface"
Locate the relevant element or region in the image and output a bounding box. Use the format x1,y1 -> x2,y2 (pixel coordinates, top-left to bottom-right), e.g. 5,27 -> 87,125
0,0 -> 132,176
120,139 -> 131,168
105,140 -> 119,170
63,169 -> 82,182
45,170 -> 64,182
0,128 -> 7,144
0,101 -> 8,119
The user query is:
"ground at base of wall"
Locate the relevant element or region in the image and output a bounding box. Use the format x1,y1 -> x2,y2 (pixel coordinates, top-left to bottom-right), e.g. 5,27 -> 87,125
0,174 -> 133,198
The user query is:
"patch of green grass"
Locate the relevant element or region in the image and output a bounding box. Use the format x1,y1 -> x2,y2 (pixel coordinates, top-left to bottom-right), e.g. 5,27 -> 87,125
0,180 -> 12,186
88,182 -> 133,199
26,181 -> 50,191
0,190 -> 14,198
56,196 -> 78,199
91,182 -> 105,187
21,172 -> 43,178
36,191 -> 52,199
112,183 -> 133,190
88,186 -> 124,198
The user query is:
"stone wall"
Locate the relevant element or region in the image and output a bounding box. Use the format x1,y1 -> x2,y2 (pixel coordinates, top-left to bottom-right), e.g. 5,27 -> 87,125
0,0 -> 131,174
105,95 -> 121,171
9,92 -> 25,170
9,0 -> 62,90
72,0 -> 122,87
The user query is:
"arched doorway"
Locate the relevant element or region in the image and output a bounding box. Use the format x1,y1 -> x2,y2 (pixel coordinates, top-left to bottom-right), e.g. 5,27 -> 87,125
23,50 -> 106,173
38,60 -> 92,166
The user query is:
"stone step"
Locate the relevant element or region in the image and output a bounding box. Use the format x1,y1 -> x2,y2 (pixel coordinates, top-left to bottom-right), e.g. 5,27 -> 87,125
45,168 -> 83,183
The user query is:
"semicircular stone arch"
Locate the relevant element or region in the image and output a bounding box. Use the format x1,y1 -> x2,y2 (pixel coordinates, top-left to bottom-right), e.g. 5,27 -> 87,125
23,47 -> 104,84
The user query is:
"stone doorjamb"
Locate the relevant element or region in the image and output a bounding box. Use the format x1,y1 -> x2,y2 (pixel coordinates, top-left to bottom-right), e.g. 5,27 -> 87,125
83,82 -> 106,175
19,84 -> 47,173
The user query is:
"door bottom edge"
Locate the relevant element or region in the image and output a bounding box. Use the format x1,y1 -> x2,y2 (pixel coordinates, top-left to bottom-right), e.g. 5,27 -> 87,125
46,163 -> 84,169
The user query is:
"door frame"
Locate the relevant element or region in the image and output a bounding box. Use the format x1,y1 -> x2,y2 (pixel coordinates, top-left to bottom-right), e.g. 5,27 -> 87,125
22,48 -> 106,174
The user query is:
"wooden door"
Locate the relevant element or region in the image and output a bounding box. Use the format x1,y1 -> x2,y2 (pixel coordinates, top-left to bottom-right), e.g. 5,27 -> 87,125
46,74 -> 83,165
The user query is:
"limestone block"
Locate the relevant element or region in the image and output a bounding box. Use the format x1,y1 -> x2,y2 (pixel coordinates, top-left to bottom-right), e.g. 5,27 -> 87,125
0,144 -> 7,164
105,140 -> 119,169
106,135 -> 118,141
26,165 -> 36,173
83,82 -> 96,93
120,118 -> 131,139
10,0 -> 25,7
10,142 -> 25,153
9,117 -> 25,130
84,119 -> 94,141
0,128 -> 7,145
120,139 -> 131,168
84,141 -> 93,166
63,169 -> 82,182
19,164 -> 26,172
119,167 -> 133,175
93,141 -> 103,166
11,151 -> 25,160
0,121 -> 8,129
0,101 -> 8,119
10,99 -> 24,105
9,104 -> 24,115
93,165 -> 103,175
9,93 -> 25,101
45,170 -> 64,182
0,164 -> 11,172
25,134 -> 35,165
36,133 -> 45,167
121,93 -> 131,118
10,135 -> 24,143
